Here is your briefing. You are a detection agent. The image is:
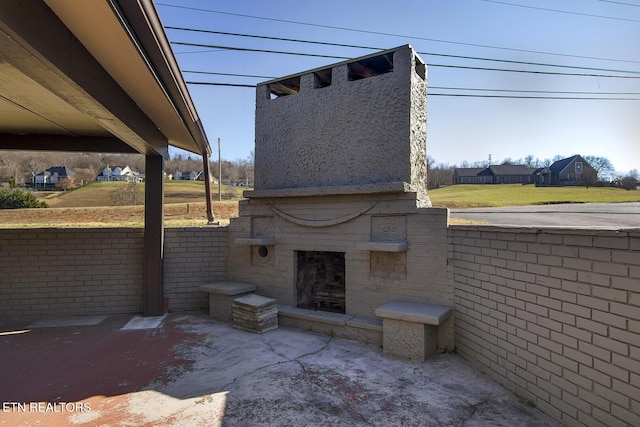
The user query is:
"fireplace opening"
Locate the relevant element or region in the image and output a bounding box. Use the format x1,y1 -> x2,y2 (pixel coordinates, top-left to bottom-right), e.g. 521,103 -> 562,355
296,251 -> 345,314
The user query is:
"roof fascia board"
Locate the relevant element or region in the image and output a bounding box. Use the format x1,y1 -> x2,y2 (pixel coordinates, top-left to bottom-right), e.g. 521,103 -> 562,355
112,0 -> 211,157
0,0 -> 167,156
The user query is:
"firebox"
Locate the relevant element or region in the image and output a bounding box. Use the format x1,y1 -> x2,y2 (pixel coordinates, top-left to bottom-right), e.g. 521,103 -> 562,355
296,251 -> 345,314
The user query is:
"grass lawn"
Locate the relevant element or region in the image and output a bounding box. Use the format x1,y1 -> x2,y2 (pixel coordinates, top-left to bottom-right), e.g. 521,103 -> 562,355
40,180 -> 246,208
3,182 -> 637,228
0,181 -> 245,227
0,201 -> 239,228
429,184 -> 640,209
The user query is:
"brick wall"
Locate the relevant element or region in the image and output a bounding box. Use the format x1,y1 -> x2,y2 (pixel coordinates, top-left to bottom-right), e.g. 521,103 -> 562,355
450,226 -> 640,427
0,228 -> 145,317
163,227 -> 227,311
4,221 -> 638,426
0,227 -> 227,317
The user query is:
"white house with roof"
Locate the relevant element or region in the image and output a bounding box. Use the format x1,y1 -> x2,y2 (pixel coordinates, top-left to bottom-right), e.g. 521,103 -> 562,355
180,171 -> 199,180
197,172 -> 218,184
171,170 -> 203,181
96,165 -> 141,182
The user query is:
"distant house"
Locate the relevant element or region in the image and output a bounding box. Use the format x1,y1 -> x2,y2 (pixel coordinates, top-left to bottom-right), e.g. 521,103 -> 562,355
180,171 -> 199,181
33,166 -> 76,188
169,171 -> 218,183
534,155 -> 597,186
453,165 -> 537,185
171,171 -> 198,180
172,171 -> 205,181
96,165 -> 141,183
196,172 -> 218,184
452,168 -> 486,184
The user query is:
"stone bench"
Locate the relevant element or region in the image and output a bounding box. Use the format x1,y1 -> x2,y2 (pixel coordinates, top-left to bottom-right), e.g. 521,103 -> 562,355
199,282 -> 256,320
375,301 -> 452,361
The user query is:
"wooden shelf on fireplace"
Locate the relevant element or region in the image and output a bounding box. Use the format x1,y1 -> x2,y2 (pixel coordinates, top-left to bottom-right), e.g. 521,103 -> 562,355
235,237 -> 276,246
356,241 -> 409,252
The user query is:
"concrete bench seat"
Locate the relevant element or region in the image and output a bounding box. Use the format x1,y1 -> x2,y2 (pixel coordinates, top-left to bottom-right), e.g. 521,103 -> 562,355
375,301 -> 452,361
200,282 -> 256,320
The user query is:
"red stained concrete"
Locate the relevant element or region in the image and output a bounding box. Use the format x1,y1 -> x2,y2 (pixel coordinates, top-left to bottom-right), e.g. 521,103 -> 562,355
0,313 -> 561,427
0,314 -> 196,426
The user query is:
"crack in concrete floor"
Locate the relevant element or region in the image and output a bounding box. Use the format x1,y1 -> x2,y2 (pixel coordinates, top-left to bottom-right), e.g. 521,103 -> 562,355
151,316 -> 559,426
2,313 -> 560,426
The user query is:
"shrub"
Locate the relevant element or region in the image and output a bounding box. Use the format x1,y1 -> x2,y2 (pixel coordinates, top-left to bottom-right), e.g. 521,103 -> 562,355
111,182 -> 142,206
0,188 -> 47,209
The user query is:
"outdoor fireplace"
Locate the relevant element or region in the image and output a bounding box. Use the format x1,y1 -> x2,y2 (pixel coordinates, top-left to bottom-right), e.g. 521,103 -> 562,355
296,251 -> 345,313
226,45 -> 451,346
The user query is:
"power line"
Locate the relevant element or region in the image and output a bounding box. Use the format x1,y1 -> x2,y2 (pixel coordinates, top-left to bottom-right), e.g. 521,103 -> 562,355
183,71 -> 640,95
421,54 -> 639,76
167,27 -> 640,76
430,86 -> 640,96
184,80 -> 640,99
172,41 -> 348,59
481,0 -> 640,22
428,63 -> 639,78
183,67 -> 640,83
183,70 -> 274,79
187,81 -> 255,88
166,26 -> 380,51
183,70 -> 640,94
174,43 -> 640,79
430,93 -> 640,100
597,0 -> 640,7
177,48 -> 229,55
156,2 -> 640,66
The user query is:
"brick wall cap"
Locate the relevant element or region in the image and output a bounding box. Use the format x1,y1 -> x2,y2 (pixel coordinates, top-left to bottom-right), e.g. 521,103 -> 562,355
375,301 -> 452,325
200,282 -> 257,296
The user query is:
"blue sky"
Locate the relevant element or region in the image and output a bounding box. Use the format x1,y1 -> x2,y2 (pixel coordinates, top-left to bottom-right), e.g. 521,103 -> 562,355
156,0 -> 640,175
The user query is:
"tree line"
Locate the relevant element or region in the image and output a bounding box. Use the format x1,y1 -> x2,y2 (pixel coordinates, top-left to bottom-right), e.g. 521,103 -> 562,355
427,154 -> 639,190
1,150 -> 637,191
0,151 -> 254,188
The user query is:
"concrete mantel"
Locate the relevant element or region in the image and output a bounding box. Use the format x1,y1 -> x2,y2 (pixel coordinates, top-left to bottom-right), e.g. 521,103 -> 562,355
356,241 -> 409,252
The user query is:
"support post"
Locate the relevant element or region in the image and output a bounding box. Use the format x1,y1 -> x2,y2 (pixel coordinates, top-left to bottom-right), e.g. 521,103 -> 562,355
202,152 -> 215,223
143,154 -> 164,316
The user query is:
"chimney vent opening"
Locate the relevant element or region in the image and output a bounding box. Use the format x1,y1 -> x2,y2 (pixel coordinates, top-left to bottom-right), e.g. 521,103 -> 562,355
348,52 -> 394,81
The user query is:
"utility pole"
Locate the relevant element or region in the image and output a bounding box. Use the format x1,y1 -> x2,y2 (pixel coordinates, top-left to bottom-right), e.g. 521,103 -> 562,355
218,137 -> 222,202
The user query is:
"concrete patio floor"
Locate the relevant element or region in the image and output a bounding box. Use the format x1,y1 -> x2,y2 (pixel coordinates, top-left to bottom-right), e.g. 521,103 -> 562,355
0,313 -> 560,426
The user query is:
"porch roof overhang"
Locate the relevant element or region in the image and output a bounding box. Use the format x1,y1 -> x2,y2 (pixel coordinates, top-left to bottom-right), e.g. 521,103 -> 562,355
0,0 -> 211,158
0,0 -> 213,317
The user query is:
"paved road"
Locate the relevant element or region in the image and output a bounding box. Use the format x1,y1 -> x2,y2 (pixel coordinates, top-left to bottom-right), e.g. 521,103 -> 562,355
450,202 -> 640,228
